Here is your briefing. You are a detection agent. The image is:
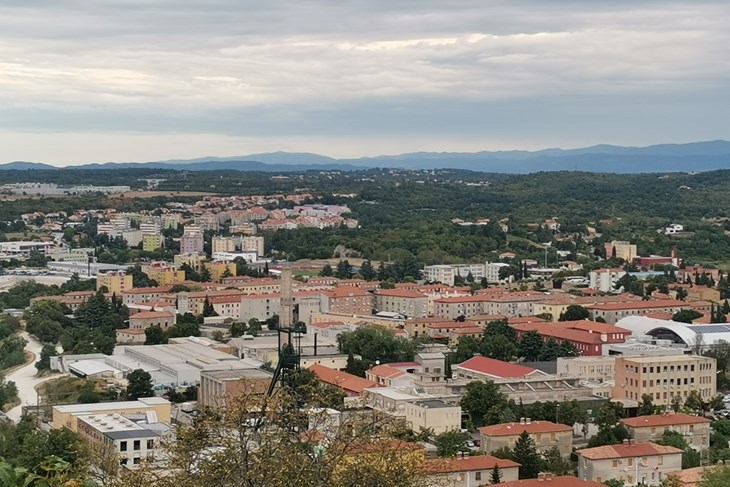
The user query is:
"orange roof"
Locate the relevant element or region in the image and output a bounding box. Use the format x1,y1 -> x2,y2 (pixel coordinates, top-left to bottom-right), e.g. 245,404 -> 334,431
426,321 -> 480,330
450,327 -> 484,335
456,356 -> 539,379
553,320 -> 631,335
621,413 -> 710,428
577,441 -> 682,460
375,289 -> 427,299
308,364 -> 379,394
508,316 -> 548,324
479,420 -> 572,437
512,324 -> 606,345
323,287 -> 373,298
499,476 -> 605,487
368,365 -> 406,380
124,286 -> 173,294
423,455 -> 520,474
130,310 -> 175,320
209,296 -> 242,304
589,299 -> 686,311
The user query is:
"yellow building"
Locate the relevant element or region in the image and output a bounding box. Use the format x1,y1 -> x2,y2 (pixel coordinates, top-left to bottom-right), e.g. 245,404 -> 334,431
146,262 -> 185,285
613,354 -> 716,407
52,397 -> 172,431
205,261 -> 237,283
142,234 -> 163,252
97,270 -> 133,294
611,240 -> 638,262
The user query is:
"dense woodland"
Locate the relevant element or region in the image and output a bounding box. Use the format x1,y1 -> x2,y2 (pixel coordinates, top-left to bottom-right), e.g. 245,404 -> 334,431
4,168 -> 730,267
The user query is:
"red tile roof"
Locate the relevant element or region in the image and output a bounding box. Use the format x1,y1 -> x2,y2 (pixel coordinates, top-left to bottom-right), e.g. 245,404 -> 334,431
323,287 -> 373,298
479,420 -> 572,437
577,441 -> 682,460
621,413 -> 710,428
367,365 -> 406,380
375,289 -> 427,299
456,356 -> 539,379
308,364 -> 379,395
499,476 -> 605,487
124,286 -> 173,294
130,310 -> 175,320
589,300 -> 686,311
557,320 -> 631,335
423,455 -> 520,474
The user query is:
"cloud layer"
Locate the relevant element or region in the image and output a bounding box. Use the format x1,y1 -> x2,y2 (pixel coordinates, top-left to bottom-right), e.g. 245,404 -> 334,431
1,1 -> 729,164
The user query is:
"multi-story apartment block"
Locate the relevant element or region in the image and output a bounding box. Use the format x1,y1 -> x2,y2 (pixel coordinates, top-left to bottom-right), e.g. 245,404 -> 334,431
621,412 -> 711,450
557,356 -> 616,384
405,400 -> 461,435
479,419 -> 573,458
512,321 -> 632,356
434,295 -> 489,319
206,260 -> 236,283
145,262 -> 185,285
199,369 -> 273,409
211,236 -> 237,254
76,412 -> 169,469
612,355 -> 716,407
97,270 -> 133,295
180,225 -> 204,254
589,300 -> 709,325
241,236 -> 265,257
374,289 -> 428,318
320,288 -> 374,316
142,234 -> 163,252
577,440 -> 682,486
589,268 -> 627,293
122,286 -> 174,306
604,241 -> 638,263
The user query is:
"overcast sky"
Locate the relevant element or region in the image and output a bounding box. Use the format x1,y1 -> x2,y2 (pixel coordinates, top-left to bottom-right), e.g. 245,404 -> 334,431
1,0 -> 729,165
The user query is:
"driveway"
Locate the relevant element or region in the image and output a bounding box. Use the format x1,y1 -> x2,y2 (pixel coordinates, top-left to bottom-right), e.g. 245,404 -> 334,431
5,332 -> 59,423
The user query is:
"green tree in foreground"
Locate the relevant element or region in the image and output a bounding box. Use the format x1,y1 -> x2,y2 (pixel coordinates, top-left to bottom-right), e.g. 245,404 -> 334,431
490,464 -> 502,484
434,430 -> 469,457
513,431 -> 541,479
700,465 -> 730,487
126,369 -> 154,400
35,344 -> 57,371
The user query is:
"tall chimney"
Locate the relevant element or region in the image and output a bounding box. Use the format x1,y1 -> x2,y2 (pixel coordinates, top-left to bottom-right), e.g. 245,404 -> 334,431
280,263 -> 294,327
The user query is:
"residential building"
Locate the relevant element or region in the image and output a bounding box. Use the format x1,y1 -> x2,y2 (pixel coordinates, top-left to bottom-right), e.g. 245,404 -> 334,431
612,355 -> 716,407
142,234 -> 163,252
605,241 -> 638,263
405,400 -> 461,435
577,440 -> 682,486
424,455 -> 520,487
199,369 -> 273,409
174,252 -> 205,271
180,225 -> 205,254
434,295 -> 490,319
211,236 -> 238,254
308,364 -> 378,397
241,236 -> 265,257
512,321 -> 632,356
320,287 -> 374,316
145,262 -> 185,285
129,310 -> 176,331
479,419 -> 573,457
589,268 -> 627,293
453,356 -> 545,381
588,300 -> 699,325
557,356 -> 616,384
76,412 -> 169,469
206,260 -> 236,283
374,289 -> 429,318
621,412 -> 711,450
52,397 -> 172,431
122,286 -> 174,306
499,475 -> 605,487
97,270 -> 133,294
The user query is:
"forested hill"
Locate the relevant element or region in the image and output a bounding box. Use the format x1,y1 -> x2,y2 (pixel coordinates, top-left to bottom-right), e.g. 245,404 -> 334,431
2,140 -> 730,173
4,168 -> 730,266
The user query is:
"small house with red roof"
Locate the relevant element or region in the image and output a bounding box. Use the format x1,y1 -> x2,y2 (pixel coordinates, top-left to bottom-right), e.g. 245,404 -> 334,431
424,454 -> 520,486
479,418 -> 573,457
453,356 -> 545,381
308,364 -> 379,397
577,440 -> 682,485
621,412 -> 711,450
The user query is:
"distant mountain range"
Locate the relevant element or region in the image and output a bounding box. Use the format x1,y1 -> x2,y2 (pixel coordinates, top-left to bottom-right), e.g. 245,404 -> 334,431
3,140 -> 730,173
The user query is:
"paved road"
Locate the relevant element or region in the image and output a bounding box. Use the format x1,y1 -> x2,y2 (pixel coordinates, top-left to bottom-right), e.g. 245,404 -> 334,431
5,332 -> 57,423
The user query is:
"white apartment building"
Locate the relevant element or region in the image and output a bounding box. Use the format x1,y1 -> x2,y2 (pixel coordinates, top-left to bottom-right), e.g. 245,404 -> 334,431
589,268 -> 627,293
